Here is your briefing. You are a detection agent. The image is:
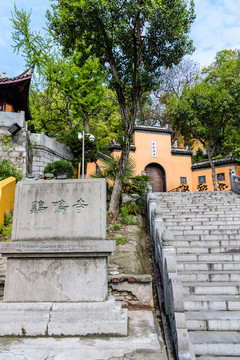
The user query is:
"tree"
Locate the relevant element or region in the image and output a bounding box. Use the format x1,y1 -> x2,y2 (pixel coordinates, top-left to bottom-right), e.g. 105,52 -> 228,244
137,58 -> 200,131
48,0 -> 195,213
11,6 -> 122,144
167,50 -> 240,191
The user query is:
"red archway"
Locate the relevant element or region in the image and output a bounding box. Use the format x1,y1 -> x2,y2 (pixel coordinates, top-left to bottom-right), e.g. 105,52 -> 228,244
145,163 -> 166,192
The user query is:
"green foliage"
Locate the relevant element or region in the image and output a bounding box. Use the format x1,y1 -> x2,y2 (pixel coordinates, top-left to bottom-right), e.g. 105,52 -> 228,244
44,160 -> 74,178
11,7 -> 122,147
60,126 -> 99,168
0,134 -> 14,153
48,0 -> 195,94
120,205 -> 137,225
91,156 -> 136,181
91,156 -> 136,202
1,211 -> 13,237
113,223 -> 120,231
122,200 -> 144,215
0,159 -> 23,182
197,184 -> 208,192
122,175 -> 150,199
167,49 -> 240,191
192,148 -> 208,163
218,182 -> 228,191
114,236 -> 127,246
178,184 -> 190,192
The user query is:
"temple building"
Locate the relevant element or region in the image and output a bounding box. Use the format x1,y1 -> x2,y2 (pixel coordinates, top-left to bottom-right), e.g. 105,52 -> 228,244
87,125 -> 240,192
0,67 -> 33,121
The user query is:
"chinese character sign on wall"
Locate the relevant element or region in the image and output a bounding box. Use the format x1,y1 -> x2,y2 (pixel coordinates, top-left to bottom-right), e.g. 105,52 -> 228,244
151,141 -> 157,158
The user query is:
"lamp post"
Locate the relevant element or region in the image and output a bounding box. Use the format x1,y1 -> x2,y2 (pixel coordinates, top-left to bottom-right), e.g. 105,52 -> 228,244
78,131 -> 95,179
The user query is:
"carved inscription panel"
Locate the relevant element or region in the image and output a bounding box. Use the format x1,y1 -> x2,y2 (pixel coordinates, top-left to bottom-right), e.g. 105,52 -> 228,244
12,179 -> 106,241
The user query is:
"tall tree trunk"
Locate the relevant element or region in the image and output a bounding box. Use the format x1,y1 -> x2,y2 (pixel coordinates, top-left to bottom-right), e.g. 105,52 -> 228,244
109,133 -> 131,214
207,150 -> 218,191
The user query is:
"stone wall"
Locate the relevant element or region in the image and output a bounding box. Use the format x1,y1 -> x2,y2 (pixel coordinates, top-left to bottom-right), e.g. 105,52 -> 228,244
0,113 -> 73,177
29,133 -> 73,176
0,127 -> 28,175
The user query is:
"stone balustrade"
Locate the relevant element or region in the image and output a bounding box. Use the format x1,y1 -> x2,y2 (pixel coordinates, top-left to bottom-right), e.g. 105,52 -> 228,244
230,168 -> 240,195
146,186 -> 195,360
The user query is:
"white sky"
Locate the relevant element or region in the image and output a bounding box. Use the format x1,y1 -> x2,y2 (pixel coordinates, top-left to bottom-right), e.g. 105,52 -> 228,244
1,0 -> 240,77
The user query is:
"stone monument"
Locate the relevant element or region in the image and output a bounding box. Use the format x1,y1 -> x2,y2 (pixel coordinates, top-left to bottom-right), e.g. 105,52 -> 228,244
0,179 -> 127,336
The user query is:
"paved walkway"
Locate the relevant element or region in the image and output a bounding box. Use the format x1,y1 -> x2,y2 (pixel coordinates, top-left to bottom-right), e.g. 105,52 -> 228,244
0,310 -> 168,360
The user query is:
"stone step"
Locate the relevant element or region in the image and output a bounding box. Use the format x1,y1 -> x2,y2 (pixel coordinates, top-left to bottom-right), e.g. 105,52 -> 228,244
172,240 -> 240,247
171,231 -> 240,238
184,294 -> 240,311
178,271 -> 240,282
182,282 -> 240,295
177,241 -> 240,248
177,253 -> 240,262
189,331 -> 240,357
163,218 -> 240,225
167,224 -> 240,231
164,220 -> 240,226
197,356 -> 240,360
197,357 -> 240,360
177,261 -> 240,271
175,246 -> 240,254
159,206 -> 240,212
153,191 -> 240,359
162,213 -> 240,219
159,201 -> 238,204
173,234 -> 240,241
186,311 -> 240,331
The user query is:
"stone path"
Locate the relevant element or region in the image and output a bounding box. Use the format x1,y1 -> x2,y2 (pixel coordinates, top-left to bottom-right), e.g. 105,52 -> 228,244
155,191 -> 240,359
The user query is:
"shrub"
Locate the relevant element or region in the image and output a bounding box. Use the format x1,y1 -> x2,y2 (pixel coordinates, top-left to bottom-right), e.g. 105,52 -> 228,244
178,184 -> 189,192
197,183 -> 208,191
44,160 -> 74,178
0,159 -> 23,182
218,182 -> 228,191
121,175 -> 150,198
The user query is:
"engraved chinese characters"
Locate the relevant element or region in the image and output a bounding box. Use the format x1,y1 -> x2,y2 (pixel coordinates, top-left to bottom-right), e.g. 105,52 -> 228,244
12,179 -> 106,240
30,198 -> 88,215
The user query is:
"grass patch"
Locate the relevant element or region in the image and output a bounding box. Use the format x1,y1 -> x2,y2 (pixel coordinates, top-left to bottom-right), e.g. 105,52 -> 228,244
113,222 -> 120,231
120,206 -> 137,225
1,211 -> 13,239
114,236 -> 127,245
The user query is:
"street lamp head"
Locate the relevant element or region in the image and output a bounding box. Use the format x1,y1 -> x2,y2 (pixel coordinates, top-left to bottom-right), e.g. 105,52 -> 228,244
89,134 -> 95,142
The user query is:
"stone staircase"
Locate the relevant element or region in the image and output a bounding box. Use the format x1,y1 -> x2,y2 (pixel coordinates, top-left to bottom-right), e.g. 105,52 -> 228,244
155,191 -> 240,359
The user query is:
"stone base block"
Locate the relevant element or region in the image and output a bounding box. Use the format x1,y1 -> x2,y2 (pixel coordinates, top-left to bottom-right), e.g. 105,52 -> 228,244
0,298 -> 128,336
4,257 -> 108,302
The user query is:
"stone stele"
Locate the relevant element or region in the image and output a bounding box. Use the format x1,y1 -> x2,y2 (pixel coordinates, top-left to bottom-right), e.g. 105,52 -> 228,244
0,178 -> 127,336
12,178 -> 106,240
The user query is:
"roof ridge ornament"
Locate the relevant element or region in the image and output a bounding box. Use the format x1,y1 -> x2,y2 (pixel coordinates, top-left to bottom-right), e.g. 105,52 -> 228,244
0,72 -> 7,79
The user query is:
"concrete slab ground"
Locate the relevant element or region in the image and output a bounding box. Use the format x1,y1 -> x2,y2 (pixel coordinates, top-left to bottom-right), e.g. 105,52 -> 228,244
0,310 -> 168,360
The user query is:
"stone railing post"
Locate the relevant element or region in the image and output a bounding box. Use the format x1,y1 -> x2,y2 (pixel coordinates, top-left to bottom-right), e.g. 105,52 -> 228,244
152,208 -> 164,264
161,228 -> 176,274
148,193 -> 157,236
229,168 -> 235,192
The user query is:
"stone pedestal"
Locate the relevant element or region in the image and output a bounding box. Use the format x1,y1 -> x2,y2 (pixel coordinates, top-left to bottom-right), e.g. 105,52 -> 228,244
0,179 -> 128,336
0,299 -> 127,336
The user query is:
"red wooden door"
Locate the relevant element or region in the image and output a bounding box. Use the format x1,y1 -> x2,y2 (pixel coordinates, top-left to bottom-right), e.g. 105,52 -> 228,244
145,165 -> 164,192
